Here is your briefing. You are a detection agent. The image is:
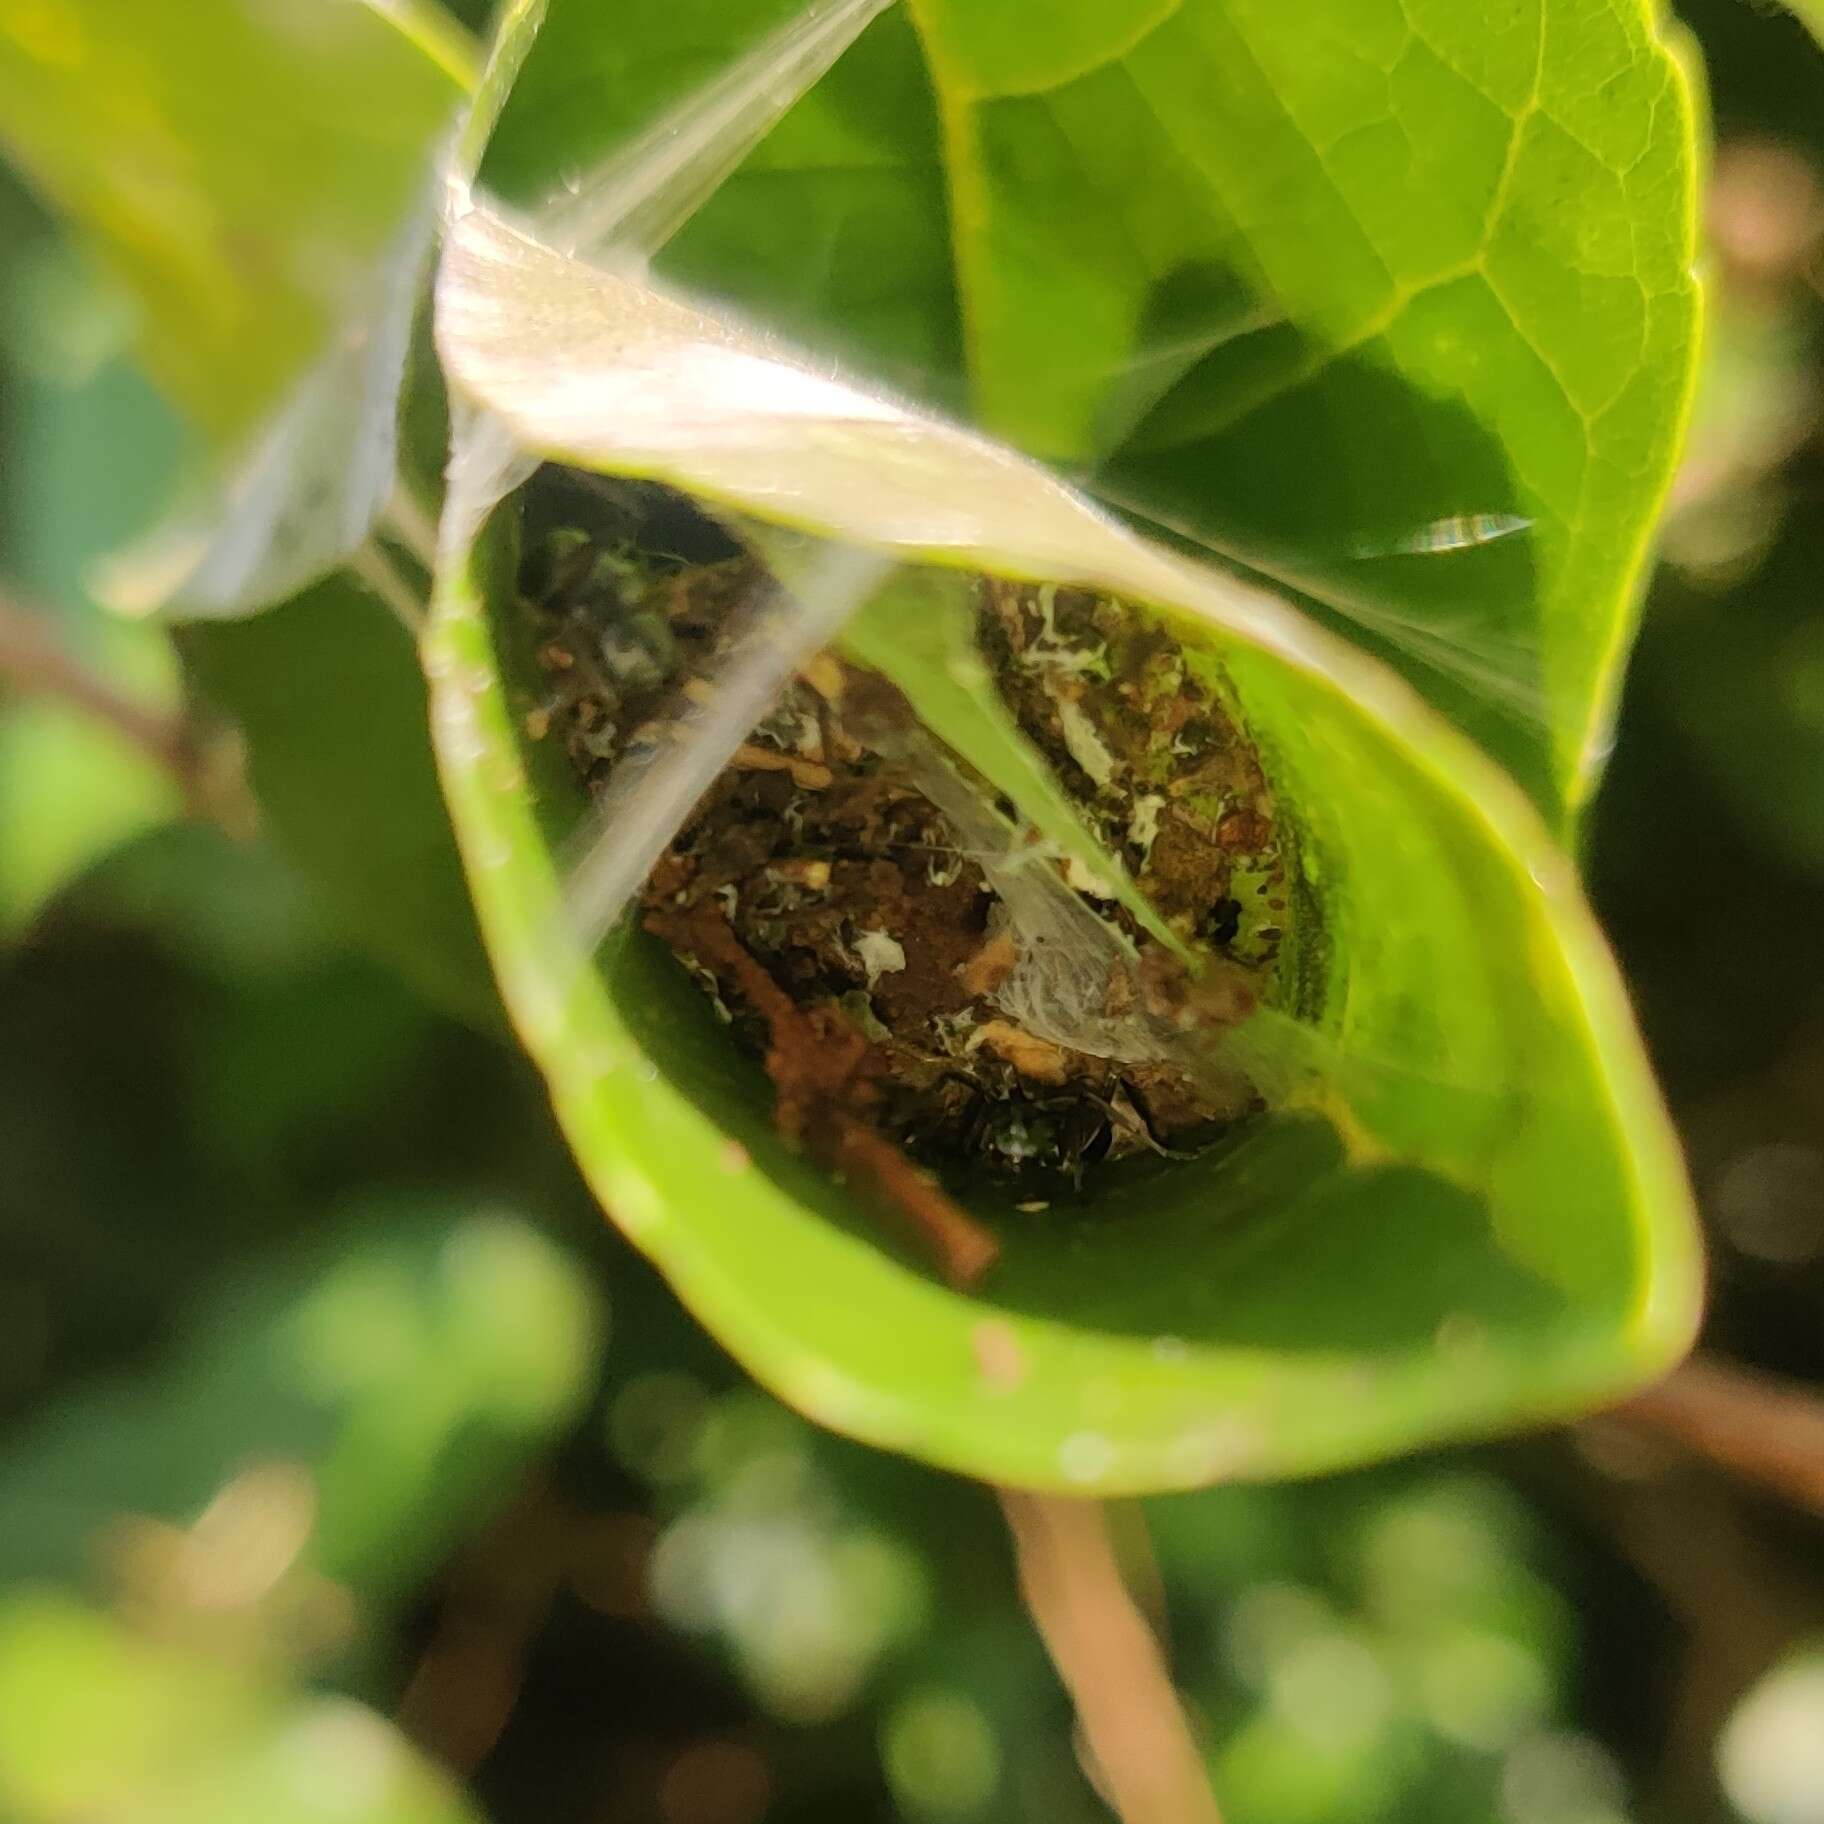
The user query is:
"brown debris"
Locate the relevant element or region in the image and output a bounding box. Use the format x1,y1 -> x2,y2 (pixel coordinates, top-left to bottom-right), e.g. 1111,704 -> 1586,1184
958,929 -> 1021,999
644,896 -> 999,1288
521,507 -> 1289,1198
1216,808 -> 1273,852
732,742 -> 833,791
971,1020 -> 1075,1085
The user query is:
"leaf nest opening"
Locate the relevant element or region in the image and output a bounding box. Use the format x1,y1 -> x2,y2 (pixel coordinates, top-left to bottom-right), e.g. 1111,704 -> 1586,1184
517,472 -> 1295,1194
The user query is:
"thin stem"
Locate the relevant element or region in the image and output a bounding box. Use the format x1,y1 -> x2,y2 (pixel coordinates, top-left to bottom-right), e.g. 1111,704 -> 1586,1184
353,541 -> 428,638
998,1491 -> 1221,1824
0,588 -> 191,777
384,484 -> 442,572
0,586 -> 258,835
643,894 -> 999,1286
1608,1354 -> 1824,1519
3,581 -> 206,788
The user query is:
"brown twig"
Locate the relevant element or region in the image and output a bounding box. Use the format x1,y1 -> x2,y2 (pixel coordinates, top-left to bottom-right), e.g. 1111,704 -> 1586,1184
642,896 -> 999,1287
1607,1354 -> 1824,1519
0,586 -> 251,831
0,590 -> 192,776
999,1492 -> 1221,1824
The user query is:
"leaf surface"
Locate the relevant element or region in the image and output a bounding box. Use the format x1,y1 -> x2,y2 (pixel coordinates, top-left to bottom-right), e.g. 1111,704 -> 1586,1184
0,0 -> 470,613
182,574 -> 497,1025
482,0 -> 1703,816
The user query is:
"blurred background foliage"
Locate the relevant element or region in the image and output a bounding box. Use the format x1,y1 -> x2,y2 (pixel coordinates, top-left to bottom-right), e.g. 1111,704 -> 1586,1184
2,0 -> 1824,1820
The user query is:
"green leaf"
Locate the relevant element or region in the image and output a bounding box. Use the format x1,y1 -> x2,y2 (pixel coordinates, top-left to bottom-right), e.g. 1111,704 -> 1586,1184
181,573 -> 498,1026
0,231 -> 187,931
479,0 -> 960,398
0,1200 -> 604,1600
425,203 -> 1701,1492
0,0 -> 470,613
0,1595 -> 484,1824
0,701 -> 178,935
0,0 -> 466,444
481,0 -> 1702,820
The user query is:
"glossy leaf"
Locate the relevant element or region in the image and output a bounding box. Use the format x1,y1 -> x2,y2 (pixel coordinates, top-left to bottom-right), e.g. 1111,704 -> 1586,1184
482,0 -> 1703,819
425,202 -> 1701,1491
0,0 -> 470,614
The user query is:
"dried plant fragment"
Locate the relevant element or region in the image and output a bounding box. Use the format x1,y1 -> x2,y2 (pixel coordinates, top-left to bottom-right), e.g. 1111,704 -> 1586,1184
518,478 -> 1291,1198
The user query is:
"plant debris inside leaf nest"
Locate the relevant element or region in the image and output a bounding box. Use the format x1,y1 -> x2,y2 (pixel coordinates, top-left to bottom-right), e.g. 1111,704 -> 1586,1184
518,479 -> 1294,1198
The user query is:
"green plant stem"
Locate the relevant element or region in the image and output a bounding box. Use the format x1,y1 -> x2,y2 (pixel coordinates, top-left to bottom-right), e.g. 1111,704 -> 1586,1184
998,1490 -> 1221,1824
385,486 -> 442,571
353,542 -> 429,637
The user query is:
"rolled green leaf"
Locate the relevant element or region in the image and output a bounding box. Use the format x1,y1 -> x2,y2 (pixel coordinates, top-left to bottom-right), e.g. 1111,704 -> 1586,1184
422,200 -> 1701,1492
